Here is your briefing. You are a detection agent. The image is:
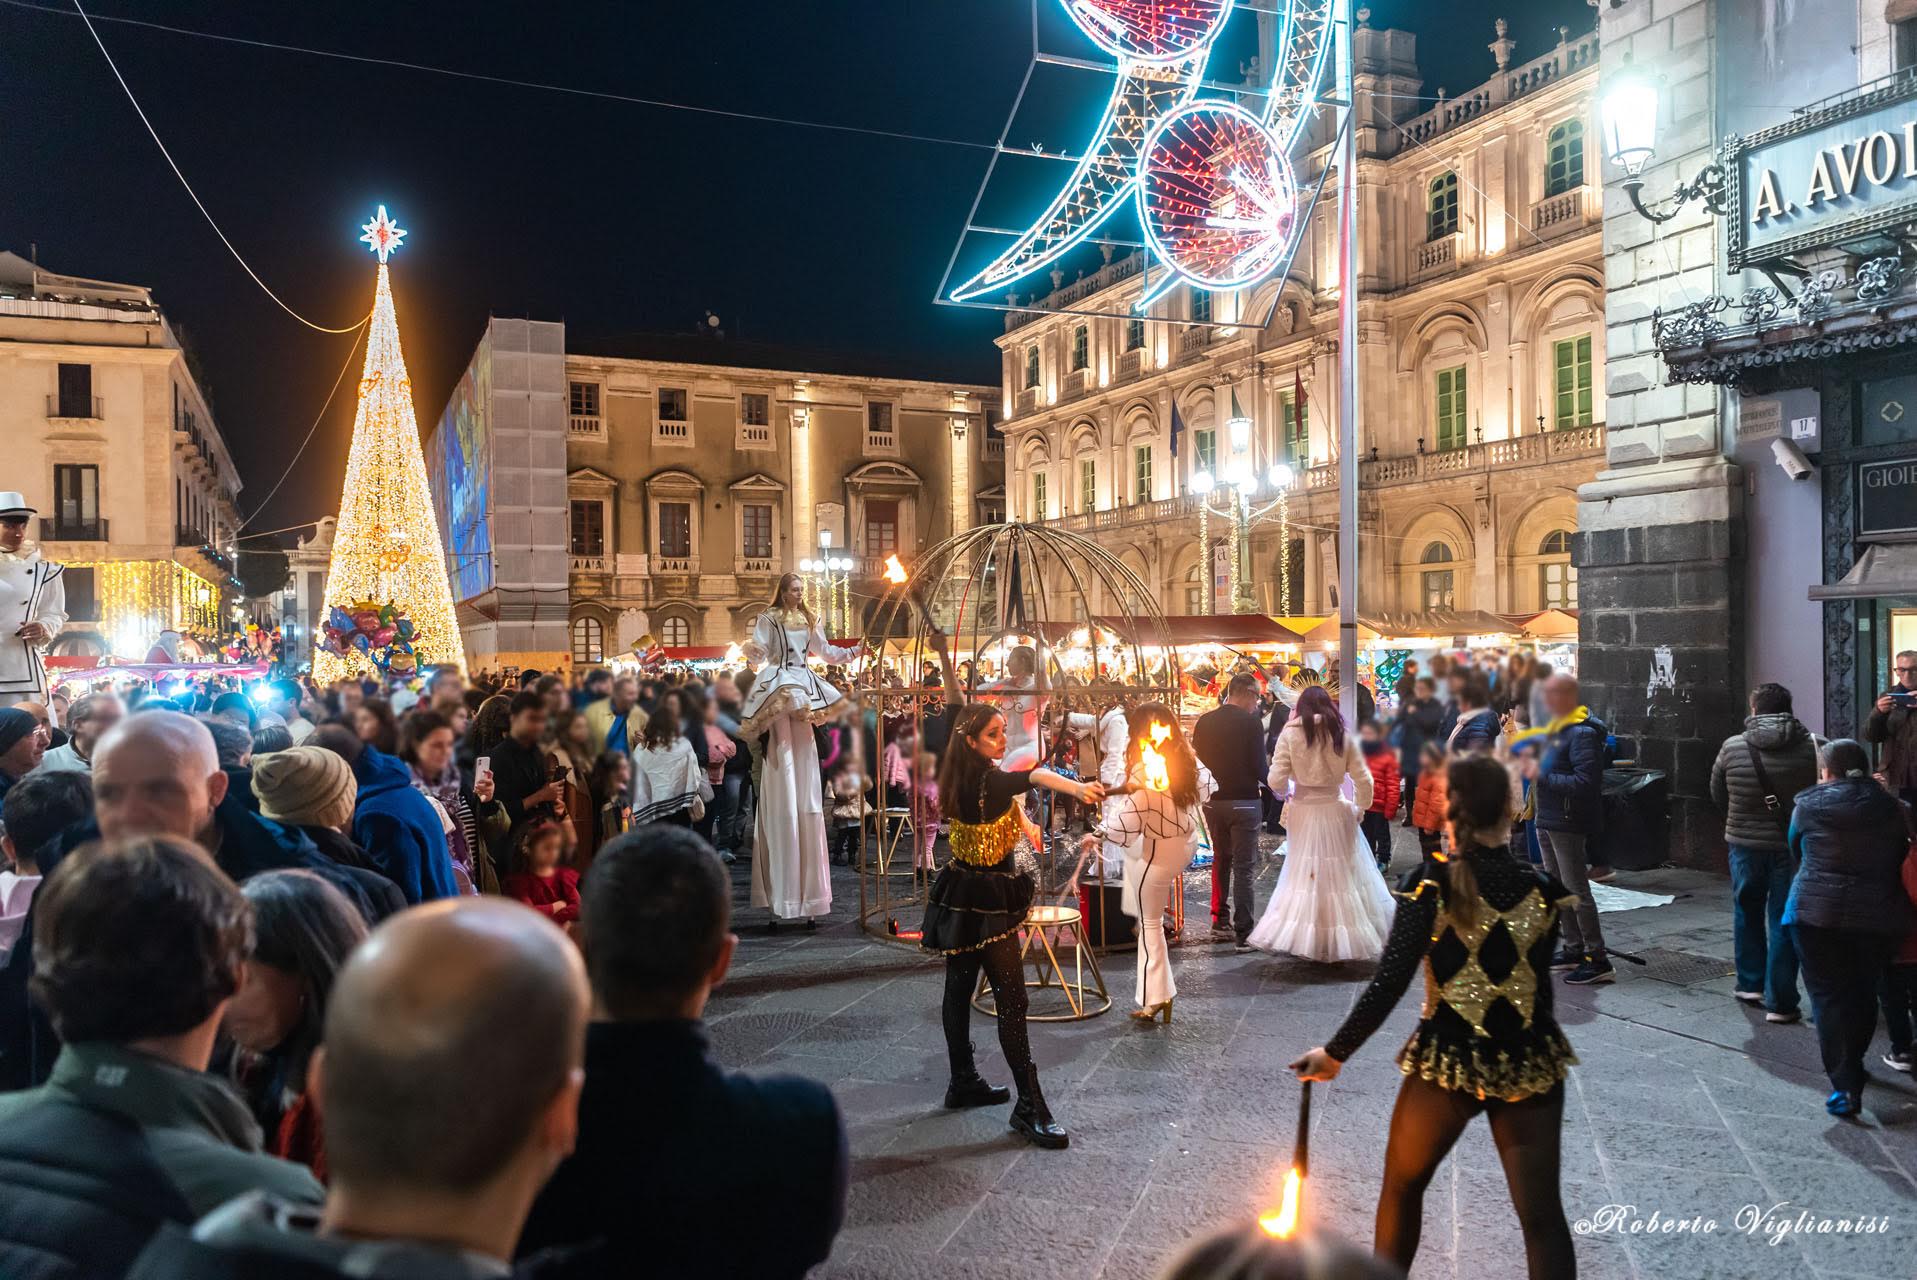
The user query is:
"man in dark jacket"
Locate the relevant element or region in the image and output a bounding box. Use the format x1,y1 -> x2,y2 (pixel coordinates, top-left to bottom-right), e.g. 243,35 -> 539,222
0,771 -> 93,1091
1864,648 -> 1917,807
1525,674 -> 1612,985
518,825 -> 848,1278
0,839 -> 321,1280
1447,673 -> 1500,754
491,692 -> 567,836
1193,674 -> 1267,948
129,898 -> 590,1280
1710,682 -> 1819,1023
312,725 -> 459,903
92,710 -> 390,925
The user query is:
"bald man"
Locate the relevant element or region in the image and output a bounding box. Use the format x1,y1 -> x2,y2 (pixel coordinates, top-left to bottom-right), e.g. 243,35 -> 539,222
129,898 -> 590,1279
92,711 -> 389,924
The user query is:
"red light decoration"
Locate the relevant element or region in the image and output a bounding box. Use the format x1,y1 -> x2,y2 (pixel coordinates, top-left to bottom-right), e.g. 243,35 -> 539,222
1067,0 -> 1234,63
1140,102 -> 1296,289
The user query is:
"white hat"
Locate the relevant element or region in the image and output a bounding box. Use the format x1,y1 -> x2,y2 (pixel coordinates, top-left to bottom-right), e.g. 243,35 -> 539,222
0,492 -> 33,518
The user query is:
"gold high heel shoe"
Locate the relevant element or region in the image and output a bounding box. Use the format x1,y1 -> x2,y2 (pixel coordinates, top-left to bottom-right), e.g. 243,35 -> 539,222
1130,1000 -> 1173,1025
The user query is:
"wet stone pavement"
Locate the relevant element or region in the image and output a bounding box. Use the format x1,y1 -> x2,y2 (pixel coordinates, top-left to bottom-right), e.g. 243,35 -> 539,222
710,828 -> 1917,1279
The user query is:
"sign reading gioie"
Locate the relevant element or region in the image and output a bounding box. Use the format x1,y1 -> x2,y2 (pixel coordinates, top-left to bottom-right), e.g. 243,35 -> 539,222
1856,457 -> 1917,539
1728,81 -> 1917,268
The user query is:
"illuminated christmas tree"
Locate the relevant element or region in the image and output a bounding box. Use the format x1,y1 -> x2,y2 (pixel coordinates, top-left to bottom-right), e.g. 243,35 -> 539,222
313,207 -> 464,681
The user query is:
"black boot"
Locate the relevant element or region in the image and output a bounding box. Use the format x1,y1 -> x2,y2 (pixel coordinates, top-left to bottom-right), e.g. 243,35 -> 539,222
944,1042 -> 1010,1110
1009,1065 -> 1068,1149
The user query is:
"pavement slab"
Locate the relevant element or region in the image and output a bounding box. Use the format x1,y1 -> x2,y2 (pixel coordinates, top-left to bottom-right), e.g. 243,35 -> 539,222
710,830 -> 1917,1278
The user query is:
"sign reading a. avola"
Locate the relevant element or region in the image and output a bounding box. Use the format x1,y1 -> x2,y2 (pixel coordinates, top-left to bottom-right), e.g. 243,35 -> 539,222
1727,78 -> 1917,268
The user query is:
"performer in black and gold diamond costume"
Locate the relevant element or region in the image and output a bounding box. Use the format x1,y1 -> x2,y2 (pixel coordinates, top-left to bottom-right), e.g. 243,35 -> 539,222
1290,753 -> 1579,1280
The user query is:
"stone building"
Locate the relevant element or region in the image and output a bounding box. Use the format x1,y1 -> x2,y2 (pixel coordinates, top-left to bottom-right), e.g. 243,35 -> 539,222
996,17 -> 1605,622
1590,0 -> 1917,865
562,345 -> 1001,659
428,321 -> 1001,668
0,251 -> 242,658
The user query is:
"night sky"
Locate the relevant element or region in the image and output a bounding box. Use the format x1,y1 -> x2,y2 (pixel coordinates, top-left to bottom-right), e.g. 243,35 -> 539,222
1,0 -> 1592,537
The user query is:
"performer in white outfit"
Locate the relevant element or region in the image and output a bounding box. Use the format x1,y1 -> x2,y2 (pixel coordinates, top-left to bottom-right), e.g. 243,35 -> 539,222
1066,703 -> 1131,877
980,645 -> 1046,771
739,573 -> 862,927
1102,704 -> 1215,1022
1248,685 -> 1395,962
0,493 -> 64,709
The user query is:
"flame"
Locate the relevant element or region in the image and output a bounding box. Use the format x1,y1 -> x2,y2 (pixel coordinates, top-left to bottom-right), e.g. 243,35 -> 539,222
883,554 -> 908,585
722,642 -> 743,665
1140,721 -> 1172,792
1258,1167 -> 1303,1239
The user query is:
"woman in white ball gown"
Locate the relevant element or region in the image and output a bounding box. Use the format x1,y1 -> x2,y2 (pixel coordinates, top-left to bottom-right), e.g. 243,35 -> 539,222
739,572 -> 863,928
1248,685 -> 1395,962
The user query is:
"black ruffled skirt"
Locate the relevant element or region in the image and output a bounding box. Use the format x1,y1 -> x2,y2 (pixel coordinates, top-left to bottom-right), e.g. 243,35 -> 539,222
921,857 -> 1034,956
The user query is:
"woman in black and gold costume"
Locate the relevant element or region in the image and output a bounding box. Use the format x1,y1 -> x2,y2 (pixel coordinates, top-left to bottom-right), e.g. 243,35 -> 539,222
1291,753 -> 1579,1279
922,702 -> 1103,1149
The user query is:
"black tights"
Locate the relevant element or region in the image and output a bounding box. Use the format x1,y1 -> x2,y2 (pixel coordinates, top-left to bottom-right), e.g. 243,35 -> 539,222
942,935 -> 1031,1078
1377,1076 -> 1575,1280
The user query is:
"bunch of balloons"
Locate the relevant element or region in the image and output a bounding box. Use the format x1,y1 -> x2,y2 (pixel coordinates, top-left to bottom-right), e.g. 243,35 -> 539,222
322,599 -> 420,676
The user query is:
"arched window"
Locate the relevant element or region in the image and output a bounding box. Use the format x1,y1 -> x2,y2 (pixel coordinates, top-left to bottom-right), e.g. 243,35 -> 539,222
1024,344 -> 1040,389
1420,541 -> 1456,611
660,616 -> 691,647
1545,119 -> 1584,197
1538,529 -> 1577,609
1071,324 -> 1089,371
1426,171 -> 1459,241
570,616 -> 603,663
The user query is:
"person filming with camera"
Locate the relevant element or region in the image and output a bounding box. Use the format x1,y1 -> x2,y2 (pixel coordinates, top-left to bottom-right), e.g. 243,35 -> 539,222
1865,650 -> 1917,810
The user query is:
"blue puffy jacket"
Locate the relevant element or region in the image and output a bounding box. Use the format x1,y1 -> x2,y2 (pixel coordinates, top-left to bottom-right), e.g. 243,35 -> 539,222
1784,778 -> 1915,935
349,746 -> 460,903
1534,717 -> 1606,834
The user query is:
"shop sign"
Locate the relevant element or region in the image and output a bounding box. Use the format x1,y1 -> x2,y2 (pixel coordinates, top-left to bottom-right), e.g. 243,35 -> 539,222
1727,78 -> 1917,268
1856,457 -> 1917,538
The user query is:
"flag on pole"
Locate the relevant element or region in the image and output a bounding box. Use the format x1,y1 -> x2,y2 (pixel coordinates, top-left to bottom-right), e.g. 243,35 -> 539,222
1170,399 -> 1186,457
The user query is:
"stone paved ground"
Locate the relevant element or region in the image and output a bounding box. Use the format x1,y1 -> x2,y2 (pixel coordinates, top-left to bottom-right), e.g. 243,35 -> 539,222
711,828 -> 1917,1279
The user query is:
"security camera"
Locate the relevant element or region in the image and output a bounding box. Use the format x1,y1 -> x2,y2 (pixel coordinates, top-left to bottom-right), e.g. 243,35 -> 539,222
1771,438 -> 1813,481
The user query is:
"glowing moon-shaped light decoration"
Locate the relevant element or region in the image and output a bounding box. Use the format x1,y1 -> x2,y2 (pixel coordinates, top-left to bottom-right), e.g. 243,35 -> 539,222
1065,0 -> 1234,64
1140,102 -> 1296,289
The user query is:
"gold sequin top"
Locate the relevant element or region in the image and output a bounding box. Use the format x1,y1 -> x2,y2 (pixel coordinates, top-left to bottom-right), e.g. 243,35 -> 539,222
948,806 -> 1022,867
1326,849 -> 1579,1101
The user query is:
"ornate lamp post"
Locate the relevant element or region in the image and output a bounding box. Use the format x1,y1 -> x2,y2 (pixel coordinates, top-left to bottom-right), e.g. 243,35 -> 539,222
800,534 -> 854,637
1193,410 -> 1294,614
1601,62 -> 1729,224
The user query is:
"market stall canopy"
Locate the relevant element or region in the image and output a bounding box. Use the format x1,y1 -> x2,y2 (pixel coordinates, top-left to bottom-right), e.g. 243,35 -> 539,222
1283,615 -> 1386,647
1368,609 -> 1523,640
1503,609 -> 1580,639
1090,614 -> 1304,648
1809,543 -> 1917,600
48,661 -> 272,685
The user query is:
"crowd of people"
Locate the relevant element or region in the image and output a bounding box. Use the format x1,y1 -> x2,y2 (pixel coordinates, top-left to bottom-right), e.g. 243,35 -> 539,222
6,604 -> 1917,1278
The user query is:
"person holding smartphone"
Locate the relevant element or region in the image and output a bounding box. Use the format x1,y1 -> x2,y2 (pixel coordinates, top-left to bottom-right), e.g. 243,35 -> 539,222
1866,649 -> 1917,810
488,691 -> 570,842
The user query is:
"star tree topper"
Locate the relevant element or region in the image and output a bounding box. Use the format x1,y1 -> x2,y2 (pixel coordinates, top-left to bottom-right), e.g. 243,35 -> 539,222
360,204 -> 407,262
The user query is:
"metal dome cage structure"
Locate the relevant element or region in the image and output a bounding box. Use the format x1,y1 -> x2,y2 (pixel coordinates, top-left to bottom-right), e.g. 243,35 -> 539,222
852,521 -> 1181,968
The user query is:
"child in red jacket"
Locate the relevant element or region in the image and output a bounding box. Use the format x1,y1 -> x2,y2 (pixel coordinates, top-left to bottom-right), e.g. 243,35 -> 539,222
1358,720 -> 1401,873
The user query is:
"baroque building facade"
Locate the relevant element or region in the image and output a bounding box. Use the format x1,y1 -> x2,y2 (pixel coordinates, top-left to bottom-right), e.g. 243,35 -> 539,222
0,251 -> 242,658
561,348 -> 1001,660
996,17 -> 1605,622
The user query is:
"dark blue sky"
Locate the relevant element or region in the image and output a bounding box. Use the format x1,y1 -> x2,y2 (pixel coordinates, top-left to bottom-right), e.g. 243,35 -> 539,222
0,0 -> 1592,534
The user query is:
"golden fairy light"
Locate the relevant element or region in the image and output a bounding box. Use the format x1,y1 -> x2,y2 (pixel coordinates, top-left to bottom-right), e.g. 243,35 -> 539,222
315,209 -> 465,681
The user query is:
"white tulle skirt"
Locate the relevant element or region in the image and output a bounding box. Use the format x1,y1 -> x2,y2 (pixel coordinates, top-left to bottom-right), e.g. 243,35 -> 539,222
1247,796 -> 1395,962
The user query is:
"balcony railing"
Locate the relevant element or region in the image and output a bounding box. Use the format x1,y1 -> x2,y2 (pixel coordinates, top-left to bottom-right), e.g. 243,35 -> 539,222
1035,427 -> 1605,532
1415,232 -> 1460,276
655,419 -> 690,443
1063,367 -> 1091,397
39,517 -> 107,542
865,430 -> 897,454
738,422 -> 772,449
569,554 -> 609,574
568,415 -> 602,437
654,554 -> 697,574
982,433 -> 1004,461
1118,348 -> 1143,379
1180,328 -> 1211,357
1015,387 -> 1037,415
1532,187 -> 1588,236
47,395 -> 103,421
735,556 -> 777,576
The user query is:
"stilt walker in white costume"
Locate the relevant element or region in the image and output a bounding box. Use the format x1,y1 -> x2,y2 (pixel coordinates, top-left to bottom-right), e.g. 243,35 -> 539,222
0,493 -> 65,709
740,572 -> 864,929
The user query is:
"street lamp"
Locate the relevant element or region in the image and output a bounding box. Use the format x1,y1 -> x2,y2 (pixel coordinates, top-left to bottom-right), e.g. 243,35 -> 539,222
1601,62 -> 1729,224
1194,457 -> 1295,615
800,546 -> 854,635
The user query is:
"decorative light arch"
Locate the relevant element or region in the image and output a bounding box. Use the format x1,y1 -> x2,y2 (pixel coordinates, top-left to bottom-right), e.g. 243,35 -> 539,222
946,0 -> 1338,312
